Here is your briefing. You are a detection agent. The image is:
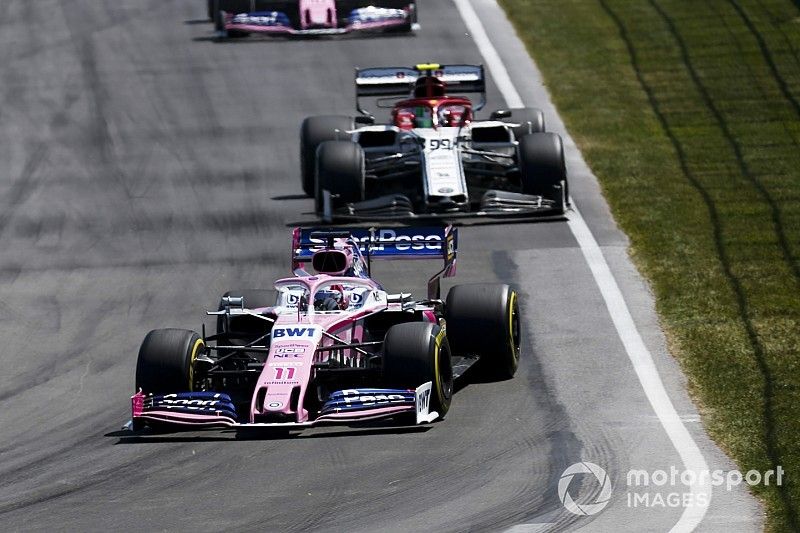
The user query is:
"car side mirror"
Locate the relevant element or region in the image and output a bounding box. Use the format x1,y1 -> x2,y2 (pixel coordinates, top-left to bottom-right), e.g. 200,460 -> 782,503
490,109 -> 512,120
355,115 -> 375,125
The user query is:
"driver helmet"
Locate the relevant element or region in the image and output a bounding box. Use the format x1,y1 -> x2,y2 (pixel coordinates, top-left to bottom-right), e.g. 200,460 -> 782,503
439,105 -> 467,127
413,76 -> 446,98
314,287 -> 347,311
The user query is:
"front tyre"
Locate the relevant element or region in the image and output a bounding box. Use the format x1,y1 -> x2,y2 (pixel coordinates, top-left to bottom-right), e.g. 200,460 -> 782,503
300,116 -> 355,197
445,284 -> 521,380
213,5 -> 228,39
315,140 -> 366,214
383,322 -> 453,418
504,107 -> 546,139
388,3 -> 416,33
518,132 -> 568,214
135,328 -> 205,394
409,2 -> 419,28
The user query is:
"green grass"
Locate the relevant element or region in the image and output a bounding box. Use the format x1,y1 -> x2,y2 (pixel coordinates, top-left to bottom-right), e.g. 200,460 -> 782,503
497,0 -> 800,530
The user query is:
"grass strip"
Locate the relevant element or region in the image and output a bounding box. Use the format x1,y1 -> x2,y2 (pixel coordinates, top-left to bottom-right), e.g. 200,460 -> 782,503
498,0 -> 800,529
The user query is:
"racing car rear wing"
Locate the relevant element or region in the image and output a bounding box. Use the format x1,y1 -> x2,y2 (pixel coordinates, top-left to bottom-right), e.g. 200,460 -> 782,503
292,226 -> 457,299
355,63 -> 486,116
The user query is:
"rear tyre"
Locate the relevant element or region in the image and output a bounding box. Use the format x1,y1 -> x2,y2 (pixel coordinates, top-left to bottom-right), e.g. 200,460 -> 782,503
445,284 -> 521,380
301,116 -> 355,197
518,132 -> 568,214
135,329 -> 204,394
383,322 -> 453,418
505,107 -> 545,139
315,140 -> 365,213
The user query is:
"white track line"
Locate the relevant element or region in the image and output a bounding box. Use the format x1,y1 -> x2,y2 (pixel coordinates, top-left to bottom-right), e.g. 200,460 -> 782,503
452,0 -> 711,530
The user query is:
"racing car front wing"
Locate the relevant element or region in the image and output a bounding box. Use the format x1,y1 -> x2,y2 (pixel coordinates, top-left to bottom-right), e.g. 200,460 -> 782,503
129,382 -> 437,430
221,5 -> 416,37
320,189 -> 566,222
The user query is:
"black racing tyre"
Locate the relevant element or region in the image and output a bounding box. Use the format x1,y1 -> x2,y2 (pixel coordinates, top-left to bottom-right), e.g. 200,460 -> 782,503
445,283 -> 521,380
213,5 -> 227,38
385,2 -> 415,33
300,116 -> 354,197
213,1 -> 251,38
216,289 -> 277,340
505,107 -> 545,139
135,329 -> 204,394
383,322 -> 453,417
215,0 -> 253,12
315,140 -> 365,213
518,132 -> 568,214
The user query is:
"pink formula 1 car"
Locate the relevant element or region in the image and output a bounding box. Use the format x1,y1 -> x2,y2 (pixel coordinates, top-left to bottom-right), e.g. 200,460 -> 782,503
129,226 -> 520,431
209,0 -> 418,39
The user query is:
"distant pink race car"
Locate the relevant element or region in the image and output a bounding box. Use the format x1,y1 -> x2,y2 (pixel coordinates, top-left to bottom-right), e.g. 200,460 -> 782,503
209,0 -> 418,38
129,226 -> 520,432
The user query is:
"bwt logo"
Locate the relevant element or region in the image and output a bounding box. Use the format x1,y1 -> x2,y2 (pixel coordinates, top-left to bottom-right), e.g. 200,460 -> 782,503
273,327 -> 316,338
558,462 -> 613,516
417,388 -> 430,412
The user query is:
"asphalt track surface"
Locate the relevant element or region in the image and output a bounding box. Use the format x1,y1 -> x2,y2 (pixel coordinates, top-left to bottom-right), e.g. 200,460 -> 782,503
0,1 -> 763,531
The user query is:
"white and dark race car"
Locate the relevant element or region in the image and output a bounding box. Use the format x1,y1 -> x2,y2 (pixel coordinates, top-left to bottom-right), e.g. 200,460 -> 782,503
209,0 -> 418,38
300,63 -> 570,221
128,226 -> 520,432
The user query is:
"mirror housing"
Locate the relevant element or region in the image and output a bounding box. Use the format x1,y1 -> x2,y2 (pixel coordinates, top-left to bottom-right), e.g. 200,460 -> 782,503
490,109 -> 512,120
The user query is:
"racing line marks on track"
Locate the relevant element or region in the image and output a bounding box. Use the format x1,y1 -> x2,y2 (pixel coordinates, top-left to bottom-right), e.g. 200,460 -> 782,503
452,0 -> 711,530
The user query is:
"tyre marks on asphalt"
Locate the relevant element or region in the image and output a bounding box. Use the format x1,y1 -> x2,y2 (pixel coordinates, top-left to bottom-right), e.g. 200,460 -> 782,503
488,249 -> 588,530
